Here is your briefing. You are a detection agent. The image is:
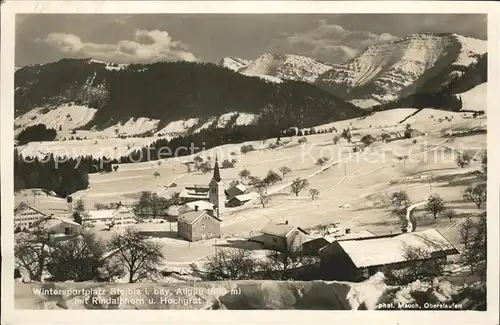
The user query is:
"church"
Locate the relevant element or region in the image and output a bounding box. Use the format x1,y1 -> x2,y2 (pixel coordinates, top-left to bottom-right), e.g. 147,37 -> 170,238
176,157 -> 225,241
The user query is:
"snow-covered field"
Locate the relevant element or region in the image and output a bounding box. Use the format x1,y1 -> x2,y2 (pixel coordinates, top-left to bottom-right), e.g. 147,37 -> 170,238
15,105 -> 487,267
14,104 -> 97,133
458,82 -> 487,112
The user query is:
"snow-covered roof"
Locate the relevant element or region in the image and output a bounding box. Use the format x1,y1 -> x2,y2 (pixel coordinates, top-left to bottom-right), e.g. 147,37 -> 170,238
261,222 -> 309,238
179,188 -> 210,199
182,200 -> 214,212
232,192 -> 260,202
337,229 -> 458,268
177,210 -> 221,225
86,209 -> 116,220
226,183 -> 247,198
36,216 -> 82,229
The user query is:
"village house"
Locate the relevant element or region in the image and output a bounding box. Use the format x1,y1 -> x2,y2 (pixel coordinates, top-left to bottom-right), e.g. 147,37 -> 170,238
84,204 -> 137,227
33,215 -> 83,239
177,206 -> 222,242
319,228 -> 459,282
226,192 -> 260,207
179,185 -> 210,204
225,182 -> 247,201
14,202 -> 48,231
255,221 -> 310,252
178,200 -> 214,215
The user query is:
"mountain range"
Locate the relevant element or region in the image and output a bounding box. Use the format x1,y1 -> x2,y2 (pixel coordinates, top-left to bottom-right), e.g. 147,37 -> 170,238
14,32 -> 487,140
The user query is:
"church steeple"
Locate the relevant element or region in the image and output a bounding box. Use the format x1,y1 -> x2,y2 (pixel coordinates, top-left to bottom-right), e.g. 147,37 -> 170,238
213,155 -> 221,182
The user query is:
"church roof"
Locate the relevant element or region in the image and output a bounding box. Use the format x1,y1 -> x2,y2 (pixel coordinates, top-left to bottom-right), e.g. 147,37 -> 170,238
213,156 -> 221,182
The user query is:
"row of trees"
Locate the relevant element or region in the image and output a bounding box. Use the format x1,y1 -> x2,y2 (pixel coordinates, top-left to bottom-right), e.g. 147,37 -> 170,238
14,150 -> 118,197
16,124 -> 58,145
15,227 -> 164,283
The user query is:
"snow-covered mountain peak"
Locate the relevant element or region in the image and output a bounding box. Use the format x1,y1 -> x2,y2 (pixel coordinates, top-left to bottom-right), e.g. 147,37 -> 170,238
316,32 -> 487,107
219,53 -> 335,83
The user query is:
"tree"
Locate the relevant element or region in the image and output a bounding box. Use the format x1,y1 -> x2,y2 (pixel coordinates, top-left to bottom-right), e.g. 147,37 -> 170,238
73,211 -> 83,225
360,134 -> 375,147
315,224 -> 329,236
279,166 -> 292,179
444,209 -> 456,222
113,165 -> 119,172
221,159 -> 235,169
460,214 -> 487,278
74,198 -> 85,214
259,237 -> 318,280
14,228 -> 56,282
203,249 -> 257,280
481,151 -> 487,177
384,245 -> 447,285
391,191 -> 411,209
290,178 -> 309,197
46,233 -> 105,281
109,227 -> 164,283
298,137 -> 308,144
463,183 -> 487,209
238,169 -> 251,180
240,145 -> 255,154
341,128 -> 352,143
309,188 -> 320,200
198,161 -> 212,174
258,191 -> 271,208
153,172 -> 161,178
456,153 -> 472,168
133,191 -> 171,218
193,156 -> 204,163
380,133 -> 391,143
426,194 -> 446,219
315,157 -> 329,168
332,135 -> 340,145
404,124 -> 412,138
264,170 -> 282,185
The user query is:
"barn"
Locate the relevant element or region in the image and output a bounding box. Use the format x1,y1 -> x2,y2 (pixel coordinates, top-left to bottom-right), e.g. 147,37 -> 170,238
319,229 -> 459,282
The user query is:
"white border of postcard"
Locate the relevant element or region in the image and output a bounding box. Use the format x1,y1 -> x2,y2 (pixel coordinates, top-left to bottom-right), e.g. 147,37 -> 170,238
1,1 -> 499,325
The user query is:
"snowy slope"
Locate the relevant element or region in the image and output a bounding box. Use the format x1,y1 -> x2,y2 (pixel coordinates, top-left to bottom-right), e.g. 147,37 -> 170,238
457,82 -> 487,112
219,53 -> 334,83
218,57 -> 251,72
14,104 -> 97,131
99,117 -> 160,136
316,33 -> 487,106
156,118 -> 200,136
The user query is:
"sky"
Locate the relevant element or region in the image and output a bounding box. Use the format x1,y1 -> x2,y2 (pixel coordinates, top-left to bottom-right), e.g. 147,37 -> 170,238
15,14 -> 487,67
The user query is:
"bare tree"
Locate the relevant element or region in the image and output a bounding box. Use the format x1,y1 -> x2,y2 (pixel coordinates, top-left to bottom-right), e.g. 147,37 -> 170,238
258,190 -> 271,208
46,233 -> 105,282
360,134 -> 375,147
460,214 -> 487,279
315,224 -> 329,236
316,157 -> 329,168
463,183 -> 487,209
109,227 -> 164,283
203,249 -> 257,280
238,169 -> 251,180
259,237 -> 318,280
384,245 -> 447,285
380,133 -> 391,143
264,170 -> 282,185
74,198 -> 85,213
279,166 -> 292,179
290,178 -> 309,197
391,191 -> 411,208
456,153 -> 472,168
332,135 -> 340,145
309,188 -> 320,200
14,228 -> 56,282
153,172 -> 161,179
426,194 -> 446,219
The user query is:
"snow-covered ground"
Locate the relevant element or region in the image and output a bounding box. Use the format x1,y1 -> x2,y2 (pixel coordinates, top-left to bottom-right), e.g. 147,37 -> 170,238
16,104 -> 486,268
458,82 -> 487,112
14,104 -> 97,132
155,118 -> 199,136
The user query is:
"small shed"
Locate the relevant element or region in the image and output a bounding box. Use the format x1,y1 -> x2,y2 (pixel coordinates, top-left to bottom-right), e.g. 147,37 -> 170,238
259,221 -> 309,252
225,183 -> 247,200
226,192 -> 260,207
